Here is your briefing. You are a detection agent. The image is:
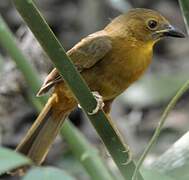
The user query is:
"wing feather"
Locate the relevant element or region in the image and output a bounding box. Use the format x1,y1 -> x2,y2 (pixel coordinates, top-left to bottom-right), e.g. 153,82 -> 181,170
37,31 -> 112,96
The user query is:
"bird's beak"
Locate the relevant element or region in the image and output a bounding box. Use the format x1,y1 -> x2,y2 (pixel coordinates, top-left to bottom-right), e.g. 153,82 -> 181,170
153,25 -> 185,39
163,25 -> 185,38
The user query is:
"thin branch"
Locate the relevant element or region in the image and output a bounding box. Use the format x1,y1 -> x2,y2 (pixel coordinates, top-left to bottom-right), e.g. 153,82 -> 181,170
179,0 -> 189,33
132,80 -> 189,180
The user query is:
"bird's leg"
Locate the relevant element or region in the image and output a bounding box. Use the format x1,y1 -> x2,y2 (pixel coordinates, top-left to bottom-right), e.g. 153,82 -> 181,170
78,91 -> 104,115
103,99 -> 113,114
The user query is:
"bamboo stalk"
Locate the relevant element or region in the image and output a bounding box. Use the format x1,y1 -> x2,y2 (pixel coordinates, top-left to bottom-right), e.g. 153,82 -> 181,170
13,0 -> 144,179
0,13 -> 114,180
0,54 -> 4,71
179,0 -> 189,33
61,122 -> 115,180
0,15 -> 46,105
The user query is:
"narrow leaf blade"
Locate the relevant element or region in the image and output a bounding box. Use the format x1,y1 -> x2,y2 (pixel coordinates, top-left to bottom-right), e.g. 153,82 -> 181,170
23,167 -> 76,180
0,147 -> 31,175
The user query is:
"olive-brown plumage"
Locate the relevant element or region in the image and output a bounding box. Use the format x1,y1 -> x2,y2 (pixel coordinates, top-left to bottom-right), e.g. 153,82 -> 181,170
15,8 -> 184,170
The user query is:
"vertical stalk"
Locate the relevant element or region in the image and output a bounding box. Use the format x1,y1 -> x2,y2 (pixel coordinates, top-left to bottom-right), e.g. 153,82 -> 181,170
0,54 -> 4,71
61,122 -> 115,180
179,0 -> 189,33
0,16 -> 40,90
0,15 -> 46,105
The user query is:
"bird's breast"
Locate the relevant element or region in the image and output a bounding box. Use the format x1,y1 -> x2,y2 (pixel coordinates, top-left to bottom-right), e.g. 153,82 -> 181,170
83,40 -> 153,100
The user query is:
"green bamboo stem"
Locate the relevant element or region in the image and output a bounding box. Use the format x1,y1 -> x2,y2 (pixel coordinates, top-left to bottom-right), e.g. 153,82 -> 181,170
61,122 -> 115,180
13,0 -> 144,179
179,0 -> 189,33
0,14 -> 114,180
132,80 -> 189,180
0,15 -> 46,105
0,15 -> 41,93
27,93 -> 44,112
0,54 -> 4,71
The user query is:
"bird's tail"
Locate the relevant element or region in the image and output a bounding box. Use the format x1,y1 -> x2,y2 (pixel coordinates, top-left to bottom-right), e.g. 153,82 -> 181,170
16,94 -> 72,166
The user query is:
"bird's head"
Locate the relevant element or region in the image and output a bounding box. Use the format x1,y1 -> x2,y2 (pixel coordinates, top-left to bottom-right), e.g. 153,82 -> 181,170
106,8 -> 185,44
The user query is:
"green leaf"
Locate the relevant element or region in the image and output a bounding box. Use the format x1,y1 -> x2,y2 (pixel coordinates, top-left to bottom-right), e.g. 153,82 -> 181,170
152,131 -> 189,180
167,165 -> 189,180
142,169 -> 174,180
23,167 -> 76,180
0,147 -> 31,175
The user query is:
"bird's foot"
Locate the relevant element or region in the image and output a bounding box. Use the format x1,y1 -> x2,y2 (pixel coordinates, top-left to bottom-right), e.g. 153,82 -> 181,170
121,148 -> 132,165
78,91 -> 104,115
88,91 -> 104,115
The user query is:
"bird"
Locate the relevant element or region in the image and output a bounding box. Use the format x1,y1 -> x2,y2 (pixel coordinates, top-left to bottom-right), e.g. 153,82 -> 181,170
15,8 -> 185,169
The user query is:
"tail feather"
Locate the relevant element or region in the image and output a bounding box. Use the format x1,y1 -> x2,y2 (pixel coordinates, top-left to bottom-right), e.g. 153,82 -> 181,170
16,95 -> 67,165
16,99 -> 52,155
27,110 -> 67,164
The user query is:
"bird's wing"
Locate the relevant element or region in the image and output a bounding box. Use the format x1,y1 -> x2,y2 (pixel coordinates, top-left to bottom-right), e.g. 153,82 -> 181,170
36,31 -> 112,96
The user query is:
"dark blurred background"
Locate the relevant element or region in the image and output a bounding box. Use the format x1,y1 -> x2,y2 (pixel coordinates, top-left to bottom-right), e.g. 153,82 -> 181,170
0,0 -> 188,179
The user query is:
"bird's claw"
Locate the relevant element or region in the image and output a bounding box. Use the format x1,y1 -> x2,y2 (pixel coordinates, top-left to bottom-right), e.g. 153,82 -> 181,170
121,148 -> 132,165
88,91 -> 104,115
78,91 -> 104,115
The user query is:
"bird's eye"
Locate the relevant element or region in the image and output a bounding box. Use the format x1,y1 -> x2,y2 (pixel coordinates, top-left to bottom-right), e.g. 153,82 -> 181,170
147,19 -> 158,30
